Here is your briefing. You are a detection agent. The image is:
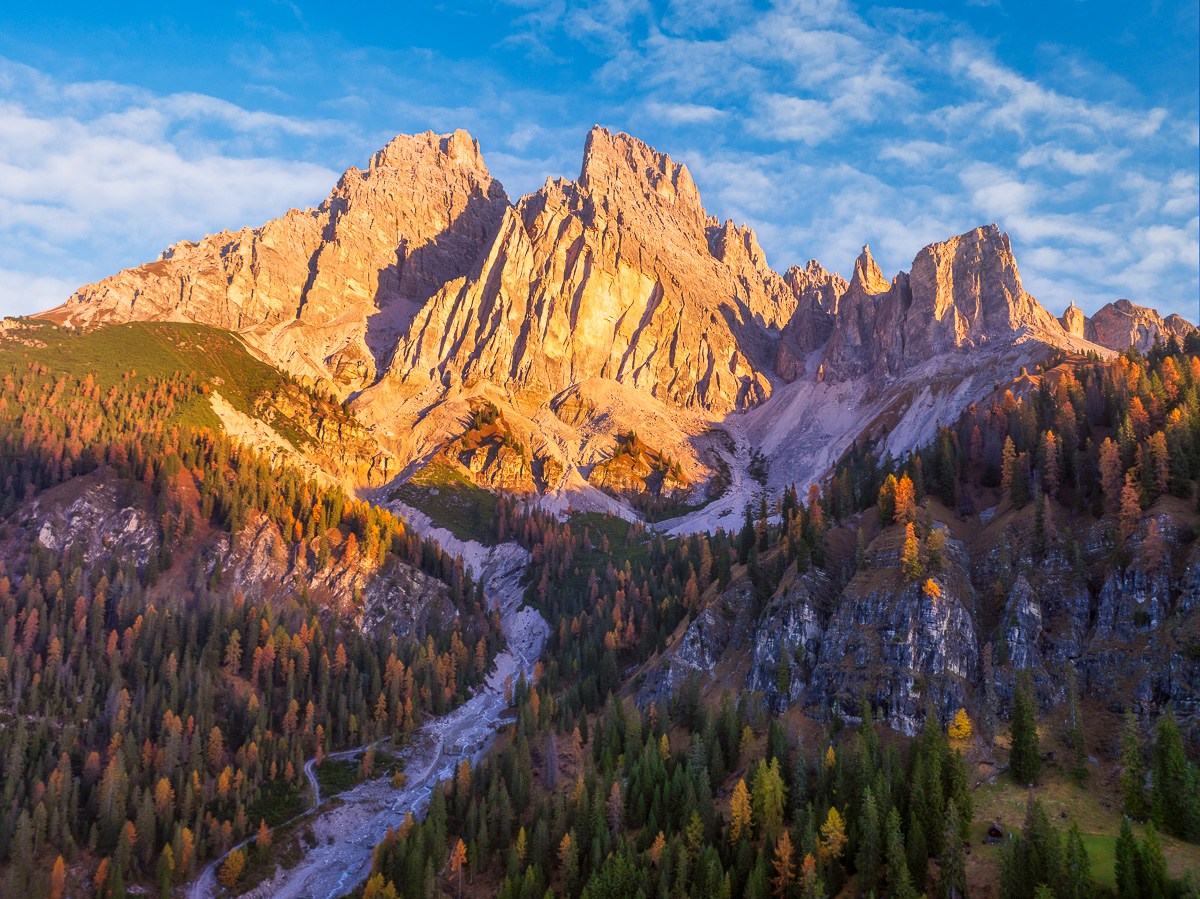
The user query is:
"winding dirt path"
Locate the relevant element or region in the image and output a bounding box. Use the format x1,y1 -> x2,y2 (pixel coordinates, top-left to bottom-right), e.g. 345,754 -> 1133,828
186,741 -> 385,899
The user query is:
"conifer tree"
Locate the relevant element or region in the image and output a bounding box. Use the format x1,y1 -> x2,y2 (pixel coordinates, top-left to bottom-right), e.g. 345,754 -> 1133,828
1119,472 -> 1142,542
940,802 -> 967,899
1150,704 -> 1200,840
906,807 -> 927,890
752,758 -> 787,842
1009,672 -> 1040,784
799,852 -> 826,899
1001,437 -> 1017,496
878,474 -> 897,525
1099,437 -> 1123,513
902,523 -> 923,582
885,808 -> 918,899
1064,665 -> 1088,786
1120,710 -> 1146,819
156,847 -> 174,899
1061,823 -> 1090,899
948,708 -> 972,746
449,838 -> 467,899
219,849 -> 244,888
50,855 -> 66,899
818,805 -> 847,866
771,830 -> 795,899
730,779 -> 753,843
1140,823 -> 1167,899
1114,817 -> 1138,899
855,787 -> 880,894
894,474 -> 916,524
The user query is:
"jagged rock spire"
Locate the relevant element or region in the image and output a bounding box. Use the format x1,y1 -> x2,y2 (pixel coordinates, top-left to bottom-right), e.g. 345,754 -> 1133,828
850,245 -> 891,296
1060,299 -> 1086,338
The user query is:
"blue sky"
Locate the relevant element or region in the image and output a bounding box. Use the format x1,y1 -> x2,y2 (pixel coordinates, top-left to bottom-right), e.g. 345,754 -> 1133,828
0,0 -> 1196,322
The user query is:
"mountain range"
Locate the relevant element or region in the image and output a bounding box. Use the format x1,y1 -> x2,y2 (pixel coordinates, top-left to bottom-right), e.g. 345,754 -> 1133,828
39,127 -> 1196,517
7,126 -> 1200,897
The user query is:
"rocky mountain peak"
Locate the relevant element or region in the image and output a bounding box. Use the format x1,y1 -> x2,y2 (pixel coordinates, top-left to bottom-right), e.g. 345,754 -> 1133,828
368,128 -> 493,177
774,261 -> 848,382
579,126 -> 703,223
375,125 -> 787,418
1087,298 -> 1197,353
783,260 -> 846,310
1060,300 -> 1086,338
906,223 -> 1063,340
709,220 -> 765,267
43,128 -> 511,393
850,245 -> 891,296
817,224 -> 1079,382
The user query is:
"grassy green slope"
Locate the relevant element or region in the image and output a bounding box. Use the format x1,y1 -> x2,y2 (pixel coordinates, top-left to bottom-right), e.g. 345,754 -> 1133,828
391,461 -> 501,545
3,319 -> 304,437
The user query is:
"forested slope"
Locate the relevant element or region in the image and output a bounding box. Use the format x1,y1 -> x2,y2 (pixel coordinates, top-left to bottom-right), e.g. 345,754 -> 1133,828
0,321 -> 501,896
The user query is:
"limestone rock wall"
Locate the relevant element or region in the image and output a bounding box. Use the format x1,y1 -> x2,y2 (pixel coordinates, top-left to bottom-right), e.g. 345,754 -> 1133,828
384,127 -> 789,414
48,131 -> 510,395
1085,299 -> 1197,354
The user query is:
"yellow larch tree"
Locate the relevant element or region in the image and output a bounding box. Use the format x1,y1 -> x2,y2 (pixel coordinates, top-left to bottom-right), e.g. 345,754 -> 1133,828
219,849 -> 244,888
819,806 -> 847,864
948,708 -> 972,745
50,856 -> 66,899
729,778 -> 753,843
449,838 -> 467,899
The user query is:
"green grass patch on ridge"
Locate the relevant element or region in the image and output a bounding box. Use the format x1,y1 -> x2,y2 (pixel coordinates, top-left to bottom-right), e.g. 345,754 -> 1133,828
2,319 -> 305,440
390,461 -> 500,545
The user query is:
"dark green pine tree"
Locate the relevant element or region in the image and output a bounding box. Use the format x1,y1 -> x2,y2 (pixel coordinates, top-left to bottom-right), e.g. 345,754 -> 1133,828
1114,817 -> 1139,899
906,806 -> 928,891
1060,823 -> 1090,899
885,807 -> 918,899
855,786 -> 881,894
1150,704 -> 1200,840
1138,822 -> 1168,899
1009,672 -> 1040,784
1120,710 -> 1147,820
738,503 -> 755,564
940,802 -> 967,899
1064,665 -> 1088,787
1000,798 -> 1061,899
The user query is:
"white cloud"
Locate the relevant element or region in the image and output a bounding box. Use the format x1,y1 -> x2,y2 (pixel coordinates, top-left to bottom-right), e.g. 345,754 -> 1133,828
1016,143 -> 1130,177
878,141 -> 954,168
945,42 -> 1170,141
0,268 -> 82,318
157,93 -> 333,137
642,100 -> 728,125
0,66 -> 340,316
0,0 -> 1195,326
753,93 -> 840,144
1162,172 -> 1200,218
